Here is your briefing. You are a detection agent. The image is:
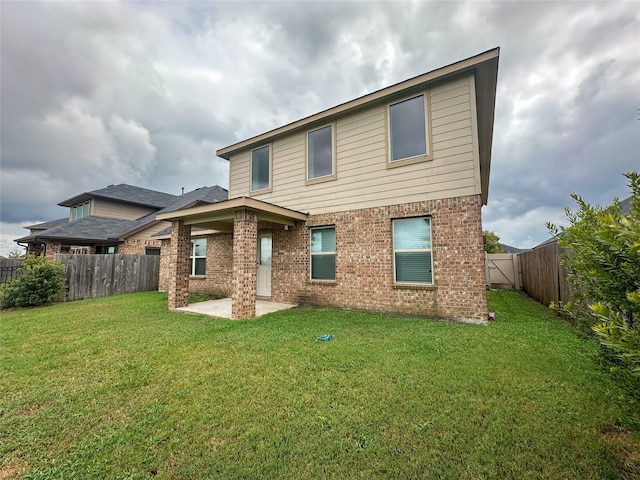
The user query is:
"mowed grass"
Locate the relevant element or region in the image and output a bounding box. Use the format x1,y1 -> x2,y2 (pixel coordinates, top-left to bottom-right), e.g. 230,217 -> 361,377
1,291 -> 638,479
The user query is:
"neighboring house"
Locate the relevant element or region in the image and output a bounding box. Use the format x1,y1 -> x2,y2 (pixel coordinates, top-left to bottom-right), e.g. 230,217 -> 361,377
16,184 -> 227,258
534,194 -> 633,249
501,244 -> 530,254
158,48 -> 500,321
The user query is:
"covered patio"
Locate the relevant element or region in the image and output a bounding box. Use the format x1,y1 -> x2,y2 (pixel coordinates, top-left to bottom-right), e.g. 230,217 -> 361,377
156,197 -> 308,319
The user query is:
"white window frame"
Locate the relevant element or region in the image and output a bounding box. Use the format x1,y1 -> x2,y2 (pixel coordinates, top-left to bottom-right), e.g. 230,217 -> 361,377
387,92 -> 432,168
392,217 -> 433,285
306,123 -> 336,184
190,238 -> 207,276
250,144 -> 272,194
310,226 -> 336,281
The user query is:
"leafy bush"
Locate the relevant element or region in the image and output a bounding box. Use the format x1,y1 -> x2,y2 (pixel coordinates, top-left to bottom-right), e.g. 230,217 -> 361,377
548,172 -> 639,427
484,230 -> 504,253
0,254 -> 66,308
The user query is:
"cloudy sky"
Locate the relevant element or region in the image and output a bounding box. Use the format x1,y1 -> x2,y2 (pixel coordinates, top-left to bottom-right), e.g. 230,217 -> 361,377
1,1 -> 638,256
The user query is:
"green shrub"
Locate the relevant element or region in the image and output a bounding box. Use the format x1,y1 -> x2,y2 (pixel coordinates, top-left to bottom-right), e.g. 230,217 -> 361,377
548,172 -> 640,428
0,254 -> 66,308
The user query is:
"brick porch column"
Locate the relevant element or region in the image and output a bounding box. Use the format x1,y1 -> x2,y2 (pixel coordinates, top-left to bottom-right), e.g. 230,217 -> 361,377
232,209 -> 257,319
167,219 -> 191,309
45,242 -> 61,261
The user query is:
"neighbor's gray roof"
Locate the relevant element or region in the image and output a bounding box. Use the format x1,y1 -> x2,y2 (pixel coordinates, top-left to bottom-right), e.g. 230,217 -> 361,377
501,244 -> 530,254
158,186 -> 228,214
150,186 -> 229,237
17,186 -> 228,245
24,217 -> 69,230
533,195 -> 633,248
122,186 -> 229,235
16,216 -> 136,244
58,183 -> 179,208
620,195 -> 632,215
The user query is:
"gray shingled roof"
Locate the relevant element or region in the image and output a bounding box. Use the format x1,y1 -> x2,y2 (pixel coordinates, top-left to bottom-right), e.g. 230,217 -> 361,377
158,186 -> 228,214
30,216 -> 137,241
620,195 -> 632,215
17,186 -> 228,245
25,217 -> 69,230
58,184 -> 179,208
121,186 -> 228,235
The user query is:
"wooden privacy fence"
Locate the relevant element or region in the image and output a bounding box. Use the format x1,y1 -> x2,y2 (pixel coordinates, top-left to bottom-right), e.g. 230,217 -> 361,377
54,254 -> 160,302
485,253 -> 521,290
0,258 -> 23,283
520,242 -> 573,307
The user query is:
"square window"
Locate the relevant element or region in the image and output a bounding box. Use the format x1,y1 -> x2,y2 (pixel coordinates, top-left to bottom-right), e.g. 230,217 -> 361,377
389,95 -> 428,162
393,217 -> 433,284
310,226 -> 336,280
308,125 -> 333,180
251,145 -> 270,192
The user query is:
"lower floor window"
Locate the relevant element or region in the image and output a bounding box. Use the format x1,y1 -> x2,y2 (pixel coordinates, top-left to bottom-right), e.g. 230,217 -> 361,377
310,226 -> 336,280
392,217 -> 433,284
190,238 -> 207,275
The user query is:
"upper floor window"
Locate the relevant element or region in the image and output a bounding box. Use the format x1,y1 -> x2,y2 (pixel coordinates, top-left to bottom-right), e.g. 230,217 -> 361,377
310,226 -> 336,280
307,124 -> 334,181
190,238 -> 207,276
392,217 -> 433,284
389,94 -> 429,163
251,145 -> 271,192
71,201 -> 90,221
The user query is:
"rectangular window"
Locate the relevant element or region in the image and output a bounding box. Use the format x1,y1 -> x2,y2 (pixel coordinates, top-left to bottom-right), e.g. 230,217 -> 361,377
307,125 -> 333,180
71,202 -> 90,221
393,217 -> 433,284
145,247 -> 161,256
310,227 -> 336,280
251,145 -> 270,192
389,94 -> 428,162
190,238 -> 207,276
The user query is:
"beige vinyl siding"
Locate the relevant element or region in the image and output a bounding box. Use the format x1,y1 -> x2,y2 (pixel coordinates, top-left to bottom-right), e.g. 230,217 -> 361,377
229,74 -> 479,214
125,221 -> 171,241
91,199 -> 157,220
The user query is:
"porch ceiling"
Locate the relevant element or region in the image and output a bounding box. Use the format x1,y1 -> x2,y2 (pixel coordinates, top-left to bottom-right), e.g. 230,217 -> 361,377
156,196 -> 308,232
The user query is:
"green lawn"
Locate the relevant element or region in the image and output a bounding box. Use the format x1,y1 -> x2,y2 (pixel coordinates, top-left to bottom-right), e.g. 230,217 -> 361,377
1,291 -> 638,479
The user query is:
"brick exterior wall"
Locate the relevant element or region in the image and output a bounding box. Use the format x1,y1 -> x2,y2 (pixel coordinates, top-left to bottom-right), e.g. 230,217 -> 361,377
117,239 -> 162,255
167,220 -> 191,309
159,194 -> 487,322
159,239 -> 171,292
159,234 -> 234,296
45,242 -> 62,260
264,194 -> 487,321
231,209 -> 257,319
189,233 -> 233,296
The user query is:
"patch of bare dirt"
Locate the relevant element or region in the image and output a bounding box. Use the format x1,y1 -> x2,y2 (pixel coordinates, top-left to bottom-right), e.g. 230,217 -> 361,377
0,457 -> 27,480
603,425 -> 640,479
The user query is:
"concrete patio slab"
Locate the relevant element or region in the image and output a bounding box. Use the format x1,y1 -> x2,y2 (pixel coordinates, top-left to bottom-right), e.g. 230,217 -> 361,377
174,298 -> 297,319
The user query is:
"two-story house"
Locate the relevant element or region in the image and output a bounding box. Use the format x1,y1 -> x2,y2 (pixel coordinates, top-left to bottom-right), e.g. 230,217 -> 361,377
158,48 -> 500,321
16,184 -> 228,258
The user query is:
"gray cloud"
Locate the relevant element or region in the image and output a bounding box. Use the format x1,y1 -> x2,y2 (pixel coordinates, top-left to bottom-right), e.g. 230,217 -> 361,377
1,1 -> 638,255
